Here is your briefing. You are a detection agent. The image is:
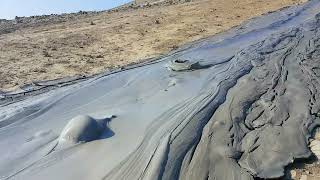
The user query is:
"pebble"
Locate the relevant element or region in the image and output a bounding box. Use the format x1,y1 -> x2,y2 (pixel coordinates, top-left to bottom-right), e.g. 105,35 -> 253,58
290,170 -> 297,179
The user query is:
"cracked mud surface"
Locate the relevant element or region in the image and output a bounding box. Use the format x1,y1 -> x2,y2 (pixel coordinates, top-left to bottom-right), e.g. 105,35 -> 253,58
1,1 -> 320,180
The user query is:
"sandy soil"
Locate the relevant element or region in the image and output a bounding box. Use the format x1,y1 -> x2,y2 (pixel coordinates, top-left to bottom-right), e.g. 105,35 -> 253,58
0,0 -> 307,91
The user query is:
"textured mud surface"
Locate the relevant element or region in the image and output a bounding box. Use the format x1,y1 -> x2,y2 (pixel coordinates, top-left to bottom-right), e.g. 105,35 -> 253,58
1,1 -> 320,180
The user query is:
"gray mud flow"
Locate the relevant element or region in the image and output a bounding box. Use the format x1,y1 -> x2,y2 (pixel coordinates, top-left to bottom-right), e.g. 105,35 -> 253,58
1,1 -> 320,180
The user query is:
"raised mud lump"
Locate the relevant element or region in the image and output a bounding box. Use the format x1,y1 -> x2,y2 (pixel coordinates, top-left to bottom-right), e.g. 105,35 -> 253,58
58,115 -> 103,146
166,59 -> 211,71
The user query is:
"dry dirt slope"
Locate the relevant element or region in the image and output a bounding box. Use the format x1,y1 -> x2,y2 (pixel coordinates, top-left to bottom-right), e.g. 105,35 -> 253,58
0,0 -> 307,91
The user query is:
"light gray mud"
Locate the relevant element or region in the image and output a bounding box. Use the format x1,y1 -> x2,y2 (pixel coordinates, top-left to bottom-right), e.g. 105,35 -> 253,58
1,1 -> 320,180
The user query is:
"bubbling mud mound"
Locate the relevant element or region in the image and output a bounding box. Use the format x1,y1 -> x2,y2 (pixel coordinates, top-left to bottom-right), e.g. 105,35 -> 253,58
56,115 -> 106,149
166,59 -> 213,71
166,59 -> 194,71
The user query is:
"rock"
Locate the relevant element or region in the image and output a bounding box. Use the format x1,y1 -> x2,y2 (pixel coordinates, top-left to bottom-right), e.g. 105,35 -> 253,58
300,175 -> 307,180
313,127 -> 320,140
290,170 -> 297,179
309,139 -> 320,159
309,127 -> 320,159
284,169 -> 297,180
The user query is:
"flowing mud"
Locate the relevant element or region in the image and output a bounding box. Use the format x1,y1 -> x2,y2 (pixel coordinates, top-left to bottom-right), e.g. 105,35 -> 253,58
1,1 -> 320,180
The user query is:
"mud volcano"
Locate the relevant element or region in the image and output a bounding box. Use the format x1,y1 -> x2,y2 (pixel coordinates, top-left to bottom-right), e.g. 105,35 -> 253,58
1,1 -> 320,180
55,115 -> 112,150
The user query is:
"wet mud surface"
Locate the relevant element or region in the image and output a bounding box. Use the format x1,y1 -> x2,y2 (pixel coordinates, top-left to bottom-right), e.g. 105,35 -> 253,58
1,1 -> 320,180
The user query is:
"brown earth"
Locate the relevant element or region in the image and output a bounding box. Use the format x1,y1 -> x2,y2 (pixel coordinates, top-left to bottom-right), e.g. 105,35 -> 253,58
0,0 -> 308,91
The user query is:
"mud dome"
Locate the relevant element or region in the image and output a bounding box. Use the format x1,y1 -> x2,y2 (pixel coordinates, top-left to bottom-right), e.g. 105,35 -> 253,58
56,115 -> 106,149
1,1 -> 320,180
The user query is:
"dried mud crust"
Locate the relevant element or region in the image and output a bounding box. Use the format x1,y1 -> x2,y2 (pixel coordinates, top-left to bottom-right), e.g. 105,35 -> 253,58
0,0 -> 308,91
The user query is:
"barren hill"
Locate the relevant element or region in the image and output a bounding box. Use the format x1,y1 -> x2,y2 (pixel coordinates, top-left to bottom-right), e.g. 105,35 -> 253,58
0,0 -> 306,91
